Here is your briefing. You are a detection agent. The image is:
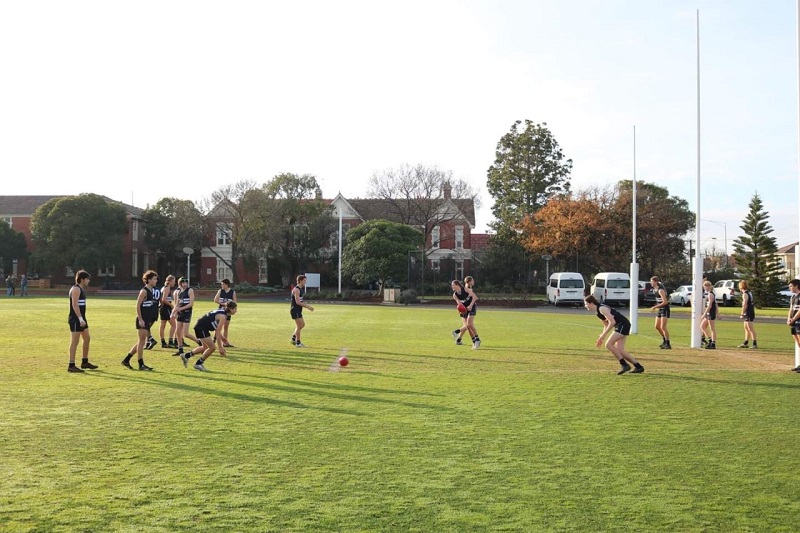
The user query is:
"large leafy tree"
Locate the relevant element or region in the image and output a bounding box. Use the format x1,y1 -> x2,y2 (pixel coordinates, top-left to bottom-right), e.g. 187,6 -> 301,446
341,219 -> 424,295
0,221 -> 28,274
141,198 -> 203,275
487,120 -> 572,239
30,194 -> 128,276
731,193 -> 784,307
367,163 -> 480,252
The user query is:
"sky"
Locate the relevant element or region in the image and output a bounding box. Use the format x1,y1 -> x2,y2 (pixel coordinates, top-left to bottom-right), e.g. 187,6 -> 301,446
2,0 -> 799,256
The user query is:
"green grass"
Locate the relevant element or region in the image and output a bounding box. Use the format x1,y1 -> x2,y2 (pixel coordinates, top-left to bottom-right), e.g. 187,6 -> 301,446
2,297 -> 800,532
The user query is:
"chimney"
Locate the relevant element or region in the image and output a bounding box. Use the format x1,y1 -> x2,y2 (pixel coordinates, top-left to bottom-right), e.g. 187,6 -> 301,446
315,187 -> 322,200
443,181 -> 452,200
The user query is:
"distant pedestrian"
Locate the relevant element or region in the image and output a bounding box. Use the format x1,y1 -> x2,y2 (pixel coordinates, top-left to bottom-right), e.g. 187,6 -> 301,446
788,279 -> 800,372
650,276 -> 671,349
121,270 -> 158,371
19,274 -> 28,297
584,295 -> 644,374
700,280 -> 717,349
738,280 -> 757,349
67,270 -> 98,373
290,275 -> 314,347
213,278 -> 237,347
6,275 -> 13,296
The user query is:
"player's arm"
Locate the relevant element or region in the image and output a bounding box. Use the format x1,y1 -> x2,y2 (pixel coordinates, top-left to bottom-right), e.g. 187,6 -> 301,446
740,293 -> 747,317
215,315 -> 228,349
188,288 -> 195,307
232,290 -> 237,303
136,289 -> 147,326
466,287 -> 478,309
596,307 -> 615,345
213,290 -> 221,305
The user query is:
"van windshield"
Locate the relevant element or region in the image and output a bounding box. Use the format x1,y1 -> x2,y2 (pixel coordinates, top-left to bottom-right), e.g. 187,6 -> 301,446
560,280 -> 583,289
607,280 -> 630,289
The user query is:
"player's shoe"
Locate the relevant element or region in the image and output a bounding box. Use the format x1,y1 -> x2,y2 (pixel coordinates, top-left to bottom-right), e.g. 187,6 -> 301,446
182,341 -> 190,347
80,360 -> 98,370
472,340 -> 481,350
455,339 -> 463,345
161,341 -> 169,348
659,340 -> 668,348
194,362 -> 207,372
661,342 -> 671,350
295,342 -> 306,348
122,359 -> 134,370
617,363 -> 632,375
452,330 -> 459,341
737,342 -> 749,348
750,345 -> 758,349
68,365 -> 85,373
631,365 -> 645,374
180,353 -> 188,368
145,338 -> 156,350
138,363 -> 154,371
223,343 -> 234,348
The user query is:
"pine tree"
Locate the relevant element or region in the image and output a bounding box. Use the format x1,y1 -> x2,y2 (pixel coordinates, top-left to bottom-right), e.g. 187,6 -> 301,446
731,193 -> 784,308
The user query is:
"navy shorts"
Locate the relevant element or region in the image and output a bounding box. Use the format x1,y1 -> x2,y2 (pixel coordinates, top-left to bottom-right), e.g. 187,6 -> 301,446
135,318 -> 155,330
705,309 -> 717,320
791,322 -> 800,335
291,308 -> 303,320
177,310 -> 192,323
656,306 -> 671,319
194,326 -> 214,340
68,317 -> 88,332
160,307 -> 173,321
614,321 -> 631,335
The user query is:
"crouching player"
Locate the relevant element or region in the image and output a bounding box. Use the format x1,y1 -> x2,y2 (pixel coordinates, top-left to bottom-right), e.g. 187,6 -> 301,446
179,301 -> 238,372
584,295 -> 644,375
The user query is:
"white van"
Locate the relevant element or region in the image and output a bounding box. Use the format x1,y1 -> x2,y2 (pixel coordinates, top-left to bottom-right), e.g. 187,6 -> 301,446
590,272 -> 631,307
547,272 -> 586,306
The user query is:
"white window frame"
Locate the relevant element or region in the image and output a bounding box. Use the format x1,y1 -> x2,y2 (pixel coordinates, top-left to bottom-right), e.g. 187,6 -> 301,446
259,258 -> 268,283
217,223 -> 232,246
216,258 -> 233,282
455,226 -> 464,250
132,252 -> 138,277
131,219 -> 139,241
455,260 -> 464,281
431,226 -> 440,250
98,265 -> 116,277
431,259 -> 440,272
1,216 -> 12,227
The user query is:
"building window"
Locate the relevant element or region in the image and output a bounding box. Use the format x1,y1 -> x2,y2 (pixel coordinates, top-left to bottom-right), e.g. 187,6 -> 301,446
259,258 -> 268,283
217,224 -> 232,246
456,260 -> 464,281
216,258 -> 233,282
132,252 -> 138,277
455,226 -> 464,249
131,219 -> 139,241
431,259 -> 440,272
98,265 -> 116,277
65,266 -> 75,277
431,226 -> 440,250
0,216 -> 12,228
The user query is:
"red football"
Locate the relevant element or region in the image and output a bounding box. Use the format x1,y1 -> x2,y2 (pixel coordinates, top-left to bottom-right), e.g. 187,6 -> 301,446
457,303 -> 467,313
338,356 -> 349,367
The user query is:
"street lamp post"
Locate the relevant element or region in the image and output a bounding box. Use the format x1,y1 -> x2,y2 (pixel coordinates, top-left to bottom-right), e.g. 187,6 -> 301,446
702,219 -> 727,267
182,247 -> 194,285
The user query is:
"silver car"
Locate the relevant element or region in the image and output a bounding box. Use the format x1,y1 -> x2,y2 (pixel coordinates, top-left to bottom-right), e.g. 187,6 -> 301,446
669,285 -> 693,307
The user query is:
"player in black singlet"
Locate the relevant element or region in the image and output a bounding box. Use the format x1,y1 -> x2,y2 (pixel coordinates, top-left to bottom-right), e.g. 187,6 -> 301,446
787,279 -> 800,372
290,275 -> 314,347
650,276 -> 671,349
451,277 -> 480,349
121,270 -> 159,371
738,280 -> 757,349
158,275 -> 177,348
67,269 -> 98,372
584,295 -> 644,374
700,280 -> 718,349
178,301 -> 238,371
213,278 -> 237,347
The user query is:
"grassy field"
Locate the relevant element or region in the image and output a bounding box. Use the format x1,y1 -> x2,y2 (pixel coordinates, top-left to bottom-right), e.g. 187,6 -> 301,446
1,297 -> 799,532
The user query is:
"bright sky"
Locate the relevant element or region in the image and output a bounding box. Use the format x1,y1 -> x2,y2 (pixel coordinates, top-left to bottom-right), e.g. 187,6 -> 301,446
2,0 -> 798,253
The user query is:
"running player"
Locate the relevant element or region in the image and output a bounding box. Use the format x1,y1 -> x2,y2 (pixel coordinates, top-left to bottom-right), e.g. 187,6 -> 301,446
290,275 -> 314,347
67,270 -> 98,373
158,275 -> 177,348
213,278 -> 237,347
650,276 -> 671,349
787,279 -> 800,372
700,280 -> 717,349
178,301 -> 238,371
738,280 -> 757,349
451,277 -> 480,349
121,270 -> 158,371
584,294 -> 644,374
171,277 -> 199,356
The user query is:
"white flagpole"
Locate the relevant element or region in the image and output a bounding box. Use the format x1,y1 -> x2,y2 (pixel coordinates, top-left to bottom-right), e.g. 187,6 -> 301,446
795,0 -> 800,367
630,125 -> 639,333
691,9 -> 703,349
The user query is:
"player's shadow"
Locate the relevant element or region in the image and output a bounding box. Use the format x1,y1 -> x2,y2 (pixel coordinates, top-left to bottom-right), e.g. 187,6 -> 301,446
255,375 -> 444,397
654,372 -> 800,390
91,371 -> 367,416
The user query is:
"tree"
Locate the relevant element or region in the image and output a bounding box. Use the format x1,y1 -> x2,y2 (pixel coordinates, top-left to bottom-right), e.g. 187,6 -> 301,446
731,193 -> 784,308
0,220 -> 28,275
141,198 -> 203,275
30,194 -> 128,276
487,120 -> 572,239
367,163 -> 480,251
341,219 -> 424,295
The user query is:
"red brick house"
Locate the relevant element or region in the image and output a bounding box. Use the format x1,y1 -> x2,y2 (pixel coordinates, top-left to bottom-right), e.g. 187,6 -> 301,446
0,195 -> 148,285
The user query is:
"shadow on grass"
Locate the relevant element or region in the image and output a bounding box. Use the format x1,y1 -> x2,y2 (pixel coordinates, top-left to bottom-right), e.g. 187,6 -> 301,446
89,371 -> 366,416
252,375 -> 444,397
654,372 -> 800,390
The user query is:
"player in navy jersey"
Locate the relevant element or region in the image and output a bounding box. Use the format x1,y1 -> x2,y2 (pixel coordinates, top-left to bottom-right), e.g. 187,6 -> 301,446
787,279 -> 800,372
584,295 -> 644,374
290,275 -> 314,347
451,277 -> 481,349
738,280 -> 758,349
67,270 -> 98,372
171,277 -> 199,355
122,270 -> 159,371
178,301 -> 238,371
700,280 -> 718,349
650,276 -> 671,349
158,275 -> 177,348
213,278 -> 237,347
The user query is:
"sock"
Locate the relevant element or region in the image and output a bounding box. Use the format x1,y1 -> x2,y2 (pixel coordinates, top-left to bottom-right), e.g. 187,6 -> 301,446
69,362 -> 76,368
753,341 -> 757,346
620,360 -> 630,366
196,357 -> 204,364
138,358 -> 145,366
741,340 -> 748,346
123,354 -> 133,363
82,357 -> 88,362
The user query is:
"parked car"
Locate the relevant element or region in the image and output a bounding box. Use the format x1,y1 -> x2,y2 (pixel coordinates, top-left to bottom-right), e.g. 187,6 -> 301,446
547,272 -> 586,306
669,285 -> 693,306
778,285 -> 793,306
590,272 -> 631,306
637,281 -> 658,306
712,279 -> 741,306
